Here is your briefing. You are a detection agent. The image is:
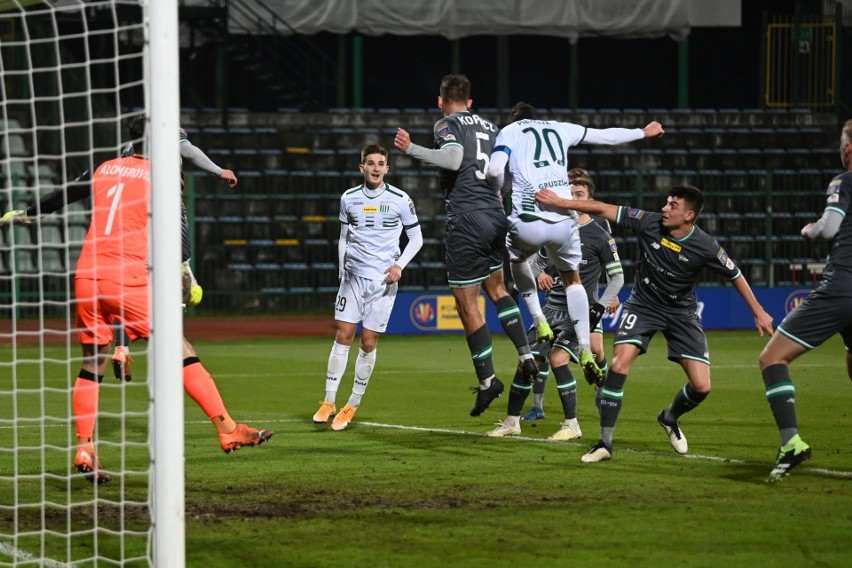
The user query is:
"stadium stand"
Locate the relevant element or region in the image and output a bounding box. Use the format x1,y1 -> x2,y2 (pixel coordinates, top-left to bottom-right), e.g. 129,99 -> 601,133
175,107 -> 843,310
1,107 -> 839,313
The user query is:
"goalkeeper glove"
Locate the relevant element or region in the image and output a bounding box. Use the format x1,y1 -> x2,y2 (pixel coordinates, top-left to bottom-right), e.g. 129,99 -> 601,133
0,210 -> 31,228
181,262 -> 203,307
186,284 -> 203,307
589,302 -> 606,328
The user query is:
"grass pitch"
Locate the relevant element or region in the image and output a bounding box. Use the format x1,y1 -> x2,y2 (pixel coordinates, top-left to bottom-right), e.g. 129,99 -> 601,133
2,331 -> 850,567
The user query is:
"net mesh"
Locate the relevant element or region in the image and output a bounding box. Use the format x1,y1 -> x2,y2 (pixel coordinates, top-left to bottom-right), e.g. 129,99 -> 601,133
1,1 -> 153,565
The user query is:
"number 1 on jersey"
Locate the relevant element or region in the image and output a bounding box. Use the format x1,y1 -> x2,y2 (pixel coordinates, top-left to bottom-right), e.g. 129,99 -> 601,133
105,183 -> 125,235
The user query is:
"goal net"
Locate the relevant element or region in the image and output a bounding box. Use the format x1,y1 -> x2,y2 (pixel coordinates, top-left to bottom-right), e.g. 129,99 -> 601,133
0,1 -> 183,566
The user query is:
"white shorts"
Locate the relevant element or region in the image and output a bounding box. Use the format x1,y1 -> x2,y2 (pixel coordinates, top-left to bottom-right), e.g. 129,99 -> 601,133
506,216 -> 581,272
334,272 -> 398,333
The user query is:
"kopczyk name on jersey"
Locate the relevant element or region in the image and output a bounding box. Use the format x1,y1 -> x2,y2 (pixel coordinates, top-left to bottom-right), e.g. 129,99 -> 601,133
456,114 -> 497,131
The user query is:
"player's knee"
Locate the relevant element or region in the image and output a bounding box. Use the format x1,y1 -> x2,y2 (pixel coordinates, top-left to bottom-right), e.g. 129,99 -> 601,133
548,350 -> 568,368
758,345 -> 786,370
359,337 -> 378,352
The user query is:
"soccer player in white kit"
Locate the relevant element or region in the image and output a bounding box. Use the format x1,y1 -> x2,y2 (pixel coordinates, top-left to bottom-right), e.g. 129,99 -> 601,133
312,145 -> 423,431
487,102 -> 663,413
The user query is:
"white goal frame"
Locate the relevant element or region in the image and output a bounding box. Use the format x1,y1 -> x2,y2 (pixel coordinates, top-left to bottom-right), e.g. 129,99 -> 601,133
148,0 -> 185,566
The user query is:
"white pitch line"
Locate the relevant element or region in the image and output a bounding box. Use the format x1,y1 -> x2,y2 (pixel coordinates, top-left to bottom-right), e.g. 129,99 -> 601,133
2,417 -> 848,479
303,418 -> 852,480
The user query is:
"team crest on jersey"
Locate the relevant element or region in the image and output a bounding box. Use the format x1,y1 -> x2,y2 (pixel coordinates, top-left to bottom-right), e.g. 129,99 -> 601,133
362,205 -> 378,213
626,208 -> 645,219
717,247 -> 735,270
380,203 -> 391,213
661,238 -> 682,252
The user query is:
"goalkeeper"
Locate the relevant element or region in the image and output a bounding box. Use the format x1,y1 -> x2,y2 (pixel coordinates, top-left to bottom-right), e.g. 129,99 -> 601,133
112,127 -> 235,380
1,117 -> 272,484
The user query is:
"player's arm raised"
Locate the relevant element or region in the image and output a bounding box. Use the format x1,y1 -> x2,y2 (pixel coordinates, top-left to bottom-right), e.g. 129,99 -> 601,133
1,172 -> 92,227
180,139 -> 237,188
536,190 -> 619,223
394,127 -> 463,171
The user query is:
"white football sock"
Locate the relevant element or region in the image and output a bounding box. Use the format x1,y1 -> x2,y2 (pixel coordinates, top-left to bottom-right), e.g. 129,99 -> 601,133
511,261 -> 545,324
348,348 -> 376,408
325,341 -> 351,404
566,283 -> 591,352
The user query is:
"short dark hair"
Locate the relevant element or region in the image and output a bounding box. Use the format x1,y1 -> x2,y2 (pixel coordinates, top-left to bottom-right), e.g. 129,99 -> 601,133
568,168 -> 594,195
668,185 -> 704,218
360,144 -> 388,164
439,74 -> 471,104
509,101 -> 539,123
568,167 -> 590,180
129,116 -> 145,154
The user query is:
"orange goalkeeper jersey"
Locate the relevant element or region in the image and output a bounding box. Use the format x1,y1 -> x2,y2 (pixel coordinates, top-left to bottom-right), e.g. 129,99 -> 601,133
75,156 -> 150,284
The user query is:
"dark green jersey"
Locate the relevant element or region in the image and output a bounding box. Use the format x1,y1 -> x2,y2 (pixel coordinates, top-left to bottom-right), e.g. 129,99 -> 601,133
535,216 -> 620,310
820,171 -> 852,285
616,206 -> 741,309
433,111 -> 502,215
578,217 -> 621,302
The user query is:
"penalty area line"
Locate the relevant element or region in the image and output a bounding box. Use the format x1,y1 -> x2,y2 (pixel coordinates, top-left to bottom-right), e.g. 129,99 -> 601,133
353,420 -> 851,479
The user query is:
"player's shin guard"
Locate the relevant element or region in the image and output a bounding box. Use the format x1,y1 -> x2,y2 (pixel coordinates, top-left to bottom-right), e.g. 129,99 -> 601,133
532,360 -> 549,407
326,342 -> 351,402
183,357 -> 227,423
553,365 -> 578,420
349,348 -> 376,408
73,371 -> 102,440
508,365 -> 532,416
565,284 -> 591,349
467,324 -> 496,385
664,383 -> 708,422
510,261 -> 544,324
762,363 -> 799,445
494,295 -> 531,356
599,371 -> 627,447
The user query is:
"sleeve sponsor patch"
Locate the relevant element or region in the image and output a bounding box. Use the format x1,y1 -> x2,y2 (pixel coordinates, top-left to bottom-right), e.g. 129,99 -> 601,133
717,247 -> 735,270
179,128 -> 188,141
606,239 -> 621,262
608,238 -> 620,260
626,208 -> 645,219
828,193 -> 840,203
408,199 -> 416,217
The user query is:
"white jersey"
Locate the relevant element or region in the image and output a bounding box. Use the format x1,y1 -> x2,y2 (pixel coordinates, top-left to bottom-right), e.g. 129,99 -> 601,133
495,119 -> 587,223
339,183 -> 419,280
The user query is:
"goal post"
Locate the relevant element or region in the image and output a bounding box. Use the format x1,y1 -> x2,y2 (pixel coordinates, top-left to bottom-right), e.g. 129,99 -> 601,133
149,0 -> 185,565
0,1 -> 184,566
148,0 -> 185,565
